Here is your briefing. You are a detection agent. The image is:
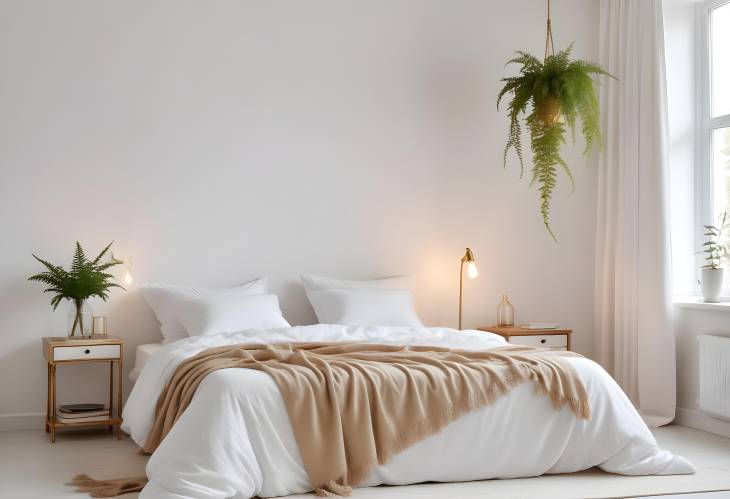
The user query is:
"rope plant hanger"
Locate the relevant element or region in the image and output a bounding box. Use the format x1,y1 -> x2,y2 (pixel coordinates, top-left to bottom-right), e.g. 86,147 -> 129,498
539,0 -> 560,125
544,0 -> 554,59
497,0 -> 614,241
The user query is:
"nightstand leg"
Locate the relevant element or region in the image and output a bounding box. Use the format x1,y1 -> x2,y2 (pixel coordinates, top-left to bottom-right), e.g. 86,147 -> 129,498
50,364 -> 56,443
45,363 -> 50,433
109,361 -> 114,433
117,357 -> 123,440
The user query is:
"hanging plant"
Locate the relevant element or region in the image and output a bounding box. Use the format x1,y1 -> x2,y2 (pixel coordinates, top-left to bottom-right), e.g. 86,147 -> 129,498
497,1 -> 614,241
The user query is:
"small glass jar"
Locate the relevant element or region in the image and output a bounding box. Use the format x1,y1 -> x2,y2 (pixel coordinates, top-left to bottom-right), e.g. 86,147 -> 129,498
497,295 -> 515,326
92,316 -> 108,337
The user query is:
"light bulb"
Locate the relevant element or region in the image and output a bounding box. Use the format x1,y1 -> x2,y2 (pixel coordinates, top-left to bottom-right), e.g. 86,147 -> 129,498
122,255 -> 134,287
466,261 -> 479,280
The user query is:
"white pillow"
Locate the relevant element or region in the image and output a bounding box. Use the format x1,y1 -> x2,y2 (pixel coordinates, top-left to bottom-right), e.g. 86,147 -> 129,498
140,277 -> 267,343
306,289 -> 423,327
177,294 -> 290,337
300,273 -> 415,293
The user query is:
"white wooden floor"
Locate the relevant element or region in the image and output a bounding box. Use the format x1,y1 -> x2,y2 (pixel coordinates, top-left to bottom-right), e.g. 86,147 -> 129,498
650,495 -> 730,499
0,424 -> 729,498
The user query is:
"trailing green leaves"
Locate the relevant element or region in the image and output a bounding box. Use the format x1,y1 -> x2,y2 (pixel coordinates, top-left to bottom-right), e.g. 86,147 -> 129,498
528,115 -> 567,242
497,44 -> 614,240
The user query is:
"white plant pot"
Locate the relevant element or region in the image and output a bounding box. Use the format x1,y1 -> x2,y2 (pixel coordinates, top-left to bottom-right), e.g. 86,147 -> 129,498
700,268 -> 724,303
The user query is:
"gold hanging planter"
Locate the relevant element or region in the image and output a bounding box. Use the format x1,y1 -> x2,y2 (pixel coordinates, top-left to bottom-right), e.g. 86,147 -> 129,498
537,96 -> 561,126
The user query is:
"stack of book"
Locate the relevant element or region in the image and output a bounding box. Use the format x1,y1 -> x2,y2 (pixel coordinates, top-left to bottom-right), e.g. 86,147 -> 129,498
520,323 -> 560,330
56,403 -> 110,424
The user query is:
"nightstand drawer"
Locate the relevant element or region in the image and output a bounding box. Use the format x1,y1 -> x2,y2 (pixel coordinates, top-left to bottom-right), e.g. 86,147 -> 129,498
510,334 -> 567,349
53,344 -> 120,361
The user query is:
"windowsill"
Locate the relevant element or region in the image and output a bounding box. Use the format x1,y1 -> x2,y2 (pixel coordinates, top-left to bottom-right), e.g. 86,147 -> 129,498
674,295 -> 730,311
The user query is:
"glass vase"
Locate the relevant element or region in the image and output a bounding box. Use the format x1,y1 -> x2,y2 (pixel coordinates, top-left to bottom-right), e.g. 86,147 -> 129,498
67,301 -> 93,338
497,295 -> 515,326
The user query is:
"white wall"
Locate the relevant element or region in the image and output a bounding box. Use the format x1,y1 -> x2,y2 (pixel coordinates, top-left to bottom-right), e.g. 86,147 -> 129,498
0,0 -> 600,429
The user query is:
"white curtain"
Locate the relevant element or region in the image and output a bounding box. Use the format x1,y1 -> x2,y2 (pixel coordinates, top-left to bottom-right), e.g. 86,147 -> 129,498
595,0 -> 675,426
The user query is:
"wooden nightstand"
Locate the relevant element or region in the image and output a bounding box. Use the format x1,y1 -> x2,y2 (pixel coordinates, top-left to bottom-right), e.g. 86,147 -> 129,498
478,326 -> 573,351
43,336 -> 124,442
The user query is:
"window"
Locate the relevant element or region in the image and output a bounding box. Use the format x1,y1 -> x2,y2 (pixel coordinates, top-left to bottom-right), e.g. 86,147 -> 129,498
698,0 -> 730,292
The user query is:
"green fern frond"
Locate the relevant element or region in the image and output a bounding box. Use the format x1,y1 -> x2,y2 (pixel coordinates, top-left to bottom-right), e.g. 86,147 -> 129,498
95,261 -> 121,272
505,51 -> 541,71
30,254 -> 66,277
50,295 -> 63,310
91,241 -> 114,265
528,115 -> 567,241
71,241 -> 86,273
497,79 -> 520,109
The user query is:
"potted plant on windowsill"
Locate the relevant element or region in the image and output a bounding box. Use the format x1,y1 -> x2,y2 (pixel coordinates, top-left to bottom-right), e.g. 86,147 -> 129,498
28,241 -> 124,337
699,213 -> 728,303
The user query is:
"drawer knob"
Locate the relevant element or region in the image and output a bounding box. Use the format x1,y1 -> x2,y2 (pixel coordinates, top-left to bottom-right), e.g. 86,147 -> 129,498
85,349 -> 91,354
540,339 -> 546,344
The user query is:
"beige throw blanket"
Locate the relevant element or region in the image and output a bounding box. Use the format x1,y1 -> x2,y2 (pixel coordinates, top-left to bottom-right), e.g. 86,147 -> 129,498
72,342 -> 590,498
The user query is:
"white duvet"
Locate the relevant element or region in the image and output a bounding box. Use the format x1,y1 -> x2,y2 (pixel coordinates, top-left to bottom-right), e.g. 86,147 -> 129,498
122,325 -> 694,499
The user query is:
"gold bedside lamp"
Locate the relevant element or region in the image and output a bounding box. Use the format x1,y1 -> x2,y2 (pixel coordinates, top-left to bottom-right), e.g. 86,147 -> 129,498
458,247 -> 478,330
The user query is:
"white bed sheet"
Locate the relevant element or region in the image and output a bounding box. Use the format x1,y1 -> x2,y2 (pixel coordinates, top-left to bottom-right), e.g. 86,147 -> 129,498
122,325 -> 694,499
128,343 -> 164,382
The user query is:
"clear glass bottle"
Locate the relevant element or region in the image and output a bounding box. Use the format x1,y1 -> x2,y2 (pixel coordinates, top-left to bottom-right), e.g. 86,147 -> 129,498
497,294 -> 515,326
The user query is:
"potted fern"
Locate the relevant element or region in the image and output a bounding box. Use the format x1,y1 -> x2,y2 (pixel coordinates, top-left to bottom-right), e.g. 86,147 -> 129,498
699,213 -> 728,303
28,242 -> 124,337
497,44 -> 613,241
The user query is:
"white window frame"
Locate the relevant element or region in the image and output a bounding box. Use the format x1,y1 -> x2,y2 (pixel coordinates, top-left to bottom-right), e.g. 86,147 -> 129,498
695,0 -> 730,294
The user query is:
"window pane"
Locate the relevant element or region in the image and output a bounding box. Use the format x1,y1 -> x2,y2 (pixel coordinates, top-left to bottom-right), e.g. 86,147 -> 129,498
713,127 -> 730,219
711,2 -> 730,117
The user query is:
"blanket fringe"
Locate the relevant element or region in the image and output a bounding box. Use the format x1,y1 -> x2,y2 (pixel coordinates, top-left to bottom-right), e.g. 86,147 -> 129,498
68,474 -> 148,497
315,480 -> 353,497
69,473 -> 352,498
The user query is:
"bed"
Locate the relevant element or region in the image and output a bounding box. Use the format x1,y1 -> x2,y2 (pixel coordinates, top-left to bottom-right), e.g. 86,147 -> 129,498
128,343 -> 164,383
122,324 -> 693,499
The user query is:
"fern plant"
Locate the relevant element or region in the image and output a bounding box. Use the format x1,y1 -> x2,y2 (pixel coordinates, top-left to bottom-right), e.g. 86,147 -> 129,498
497,44 -> 614,241
28,242 -> 124,337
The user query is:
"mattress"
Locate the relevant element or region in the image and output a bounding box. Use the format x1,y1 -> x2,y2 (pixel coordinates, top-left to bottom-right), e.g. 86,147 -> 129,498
129,343 -> 164,382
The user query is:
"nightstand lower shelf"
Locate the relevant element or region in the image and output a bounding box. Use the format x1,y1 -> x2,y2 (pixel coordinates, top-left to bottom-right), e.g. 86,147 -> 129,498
50,417 -> 123,429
